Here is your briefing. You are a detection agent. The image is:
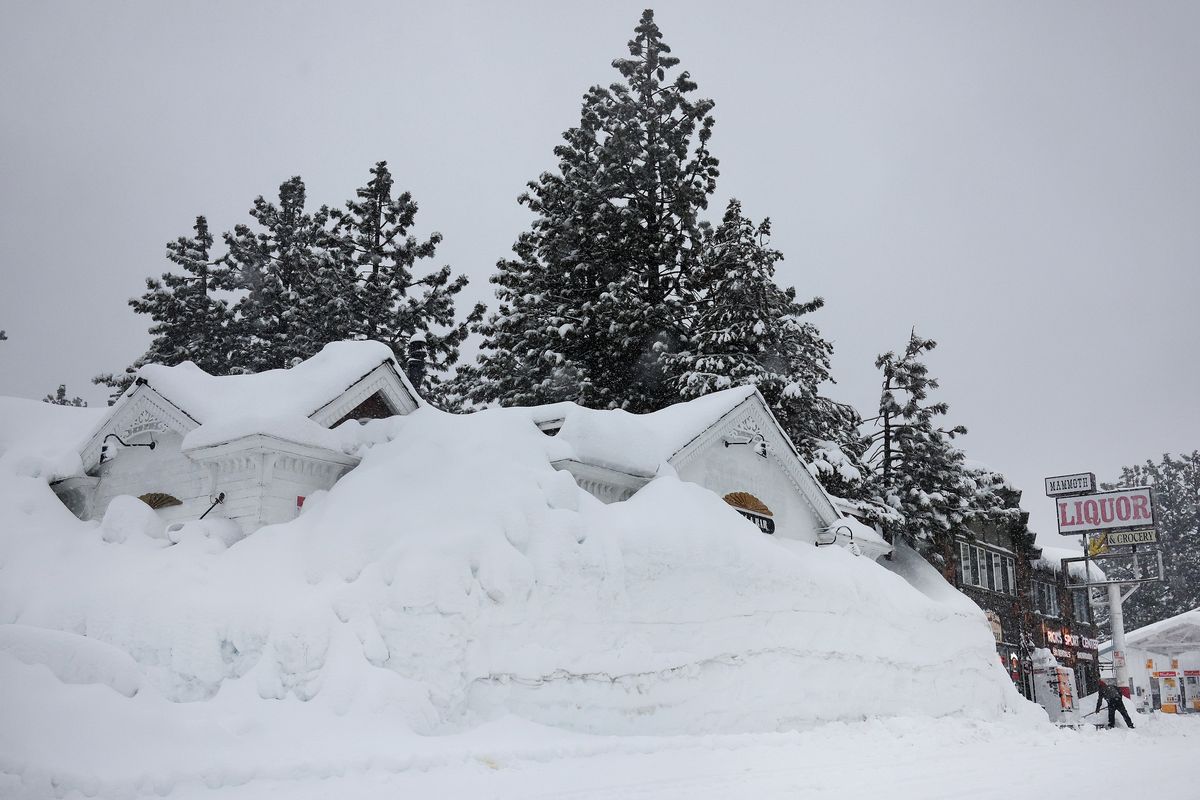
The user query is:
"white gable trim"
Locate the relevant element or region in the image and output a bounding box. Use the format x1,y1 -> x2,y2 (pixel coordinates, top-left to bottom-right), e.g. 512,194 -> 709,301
80,384 -> 199,471
668,393 -> 841,528
309,360 -> 421,427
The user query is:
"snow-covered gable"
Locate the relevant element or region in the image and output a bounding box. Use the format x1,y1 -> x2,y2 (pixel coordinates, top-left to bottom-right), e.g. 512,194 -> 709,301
80,340 -> 419,465
528,388 -> 887,558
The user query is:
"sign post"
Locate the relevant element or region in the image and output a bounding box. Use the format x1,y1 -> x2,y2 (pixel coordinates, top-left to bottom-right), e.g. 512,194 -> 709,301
1046,476 -> 1160,700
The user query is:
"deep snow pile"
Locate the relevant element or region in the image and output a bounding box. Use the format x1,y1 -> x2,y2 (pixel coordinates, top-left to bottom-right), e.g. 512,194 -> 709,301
0,401 -> 1042,794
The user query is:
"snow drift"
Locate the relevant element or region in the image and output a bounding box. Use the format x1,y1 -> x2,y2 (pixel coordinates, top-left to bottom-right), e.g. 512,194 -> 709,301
0,399 -> 1041,795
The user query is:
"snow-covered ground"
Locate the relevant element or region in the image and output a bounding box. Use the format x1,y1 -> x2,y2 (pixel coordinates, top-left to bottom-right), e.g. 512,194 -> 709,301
36,713 -> 1197,800
6,395 -> 1187,799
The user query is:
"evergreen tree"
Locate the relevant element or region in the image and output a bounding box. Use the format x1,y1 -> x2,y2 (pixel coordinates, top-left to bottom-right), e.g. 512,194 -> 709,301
43,384 -> 87,407
221,177 -> 342,372
98,167 -> 482,403
666,199 -> 856,454
866,331 -> 974,560
329,162 -> 483,397
466,9 -> 718,411
94,216 -> 235,401
1102,452 -> 1200,629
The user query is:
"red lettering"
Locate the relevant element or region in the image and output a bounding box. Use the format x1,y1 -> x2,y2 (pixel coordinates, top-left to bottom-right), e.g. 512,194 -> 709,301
1132,494 -> 1150,521
1099,498 -> 1115,523
1115,496 -> 1131,520
1059,501 -> 1073,527
1083,500 -> 1100,525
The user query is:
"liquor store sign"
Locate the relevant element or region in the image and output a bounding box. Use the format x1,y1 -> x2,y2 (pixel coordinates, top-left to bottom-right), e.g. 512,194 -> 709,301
1055,486 -> 1154,536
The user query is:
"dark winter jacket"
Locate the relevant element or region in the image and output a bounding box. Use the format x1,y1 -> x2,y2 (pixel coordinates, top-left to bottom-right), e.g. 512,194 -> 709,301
1095,684 -> 1125,713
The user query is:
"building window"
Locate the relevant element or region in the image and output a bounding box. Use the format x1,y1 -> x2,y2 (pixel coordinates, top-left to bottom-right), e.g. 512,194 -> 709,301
1072,589 -> 1090,624
1032,580 -> 1060,617
959,541 -> 1016,595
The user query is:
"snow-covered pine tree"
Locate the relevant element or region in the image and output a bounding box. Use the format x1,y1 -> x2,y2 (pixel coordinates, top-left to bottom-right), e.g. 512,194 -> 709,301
43,385 -> 87,407
667,199 -> 859,452
464,9 -> 718,411
1102,452 -> 1200,629
221,177 -> 345,373
866,331 -> 974,560
94,216 -> 236,401
329,162 -> 483,398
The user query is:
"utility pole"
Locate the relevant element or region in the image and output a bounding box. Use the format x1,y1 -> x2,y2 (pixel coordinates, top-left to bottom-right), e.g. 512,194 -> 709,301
1107,582 -> 1131,696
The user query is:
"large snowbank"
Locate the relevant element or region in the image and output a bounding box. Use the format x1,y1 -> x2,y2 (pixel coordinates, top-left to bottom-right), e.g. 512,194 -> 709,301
0,396 -> 105,479
0,402 -> 1043,796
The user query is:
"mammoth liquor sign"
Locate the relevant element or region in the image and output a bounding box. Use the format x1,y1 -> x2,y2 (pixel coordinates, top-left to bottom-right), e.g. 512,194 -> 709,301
1055,486 -> 1154,536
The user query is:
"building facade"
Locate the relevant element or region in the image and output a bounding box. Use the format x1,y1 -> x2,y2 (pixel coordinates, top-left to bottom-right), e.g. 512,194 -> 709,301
52,341 -> 422,537
946,516 -> 1100,701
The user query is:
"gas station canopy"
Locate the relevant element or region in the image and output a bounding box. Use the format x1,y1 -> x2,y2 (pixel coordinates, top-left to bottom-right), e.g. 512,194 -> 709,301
1100,608 -> 1200,657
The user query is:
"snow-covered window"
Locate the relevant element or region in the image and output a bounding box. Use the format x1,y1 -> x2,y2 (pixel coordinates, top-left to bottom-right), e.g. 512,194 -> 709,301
985,553 -> 996,591
1007,561 -> 1016,596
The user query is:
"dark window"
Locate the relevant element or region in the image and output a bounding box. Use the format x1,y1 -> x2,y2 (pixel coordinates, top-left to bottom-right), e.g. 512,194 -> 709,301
1073,590 -> 1089,623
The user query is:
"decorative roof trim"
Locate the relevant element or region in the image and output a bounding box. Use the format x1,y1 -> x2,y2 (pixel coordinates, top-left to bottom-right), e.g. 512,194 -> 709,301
80,385 -> 199,471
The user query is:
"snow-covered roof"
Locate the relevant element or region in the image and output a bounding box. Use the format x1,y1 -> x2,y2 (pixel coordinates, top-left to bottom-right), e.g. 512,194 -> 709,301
1033,543 -> 1107,583
525,386 -> 758,477
87,341 -> 420,457
1099,607 -> 1200,656
136,341 -> 405,425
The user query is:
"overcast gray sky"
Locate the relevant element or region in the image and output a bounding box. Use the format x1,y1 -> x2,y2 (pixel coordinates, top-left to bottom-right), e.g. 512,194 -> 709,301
2,1 -> 1197,541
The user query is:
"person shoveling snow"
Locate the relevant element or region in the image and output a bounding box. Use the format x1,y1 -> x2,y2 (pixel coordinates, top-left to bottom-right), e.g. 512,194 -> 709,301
1094,680 -> 1135,729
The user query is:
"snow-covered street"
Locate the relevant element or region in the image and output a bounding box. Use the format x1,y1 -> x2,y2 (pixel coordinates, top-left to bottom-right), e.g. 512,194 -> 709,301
158,715 -> 1198,800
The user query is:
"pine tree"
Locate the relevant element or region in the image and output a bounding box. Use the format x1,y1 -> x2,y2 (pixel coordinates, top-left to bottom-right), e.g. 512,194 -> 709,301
866,331 -> 974,560
221,177 -> 341,372
666,199 -> 856,450
43,385 -> 87,407
465,9 -> 718,411
1102,452 -> 1200,629
94,216 -> 236,400
98,167 -> 483,403
329,162 -> 484,397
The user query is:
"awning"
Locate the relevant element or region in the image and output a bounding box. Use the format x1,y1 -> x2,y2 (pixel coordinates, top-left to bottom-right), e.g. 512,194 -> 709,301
1100,608 -> 1200,657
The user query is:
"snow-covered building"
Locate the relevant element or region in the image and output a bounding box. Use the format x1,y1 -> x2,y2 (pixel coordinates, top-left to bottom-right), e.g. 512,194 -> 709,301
52,341 -> 422,536
42,343 -> 884,560
528,386 -> 891,560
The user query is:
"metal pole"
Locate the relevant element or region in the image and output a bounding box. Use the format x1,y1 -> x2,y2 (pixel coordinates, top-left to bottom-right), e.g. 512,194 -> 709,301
1108,582 -> 1131,697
